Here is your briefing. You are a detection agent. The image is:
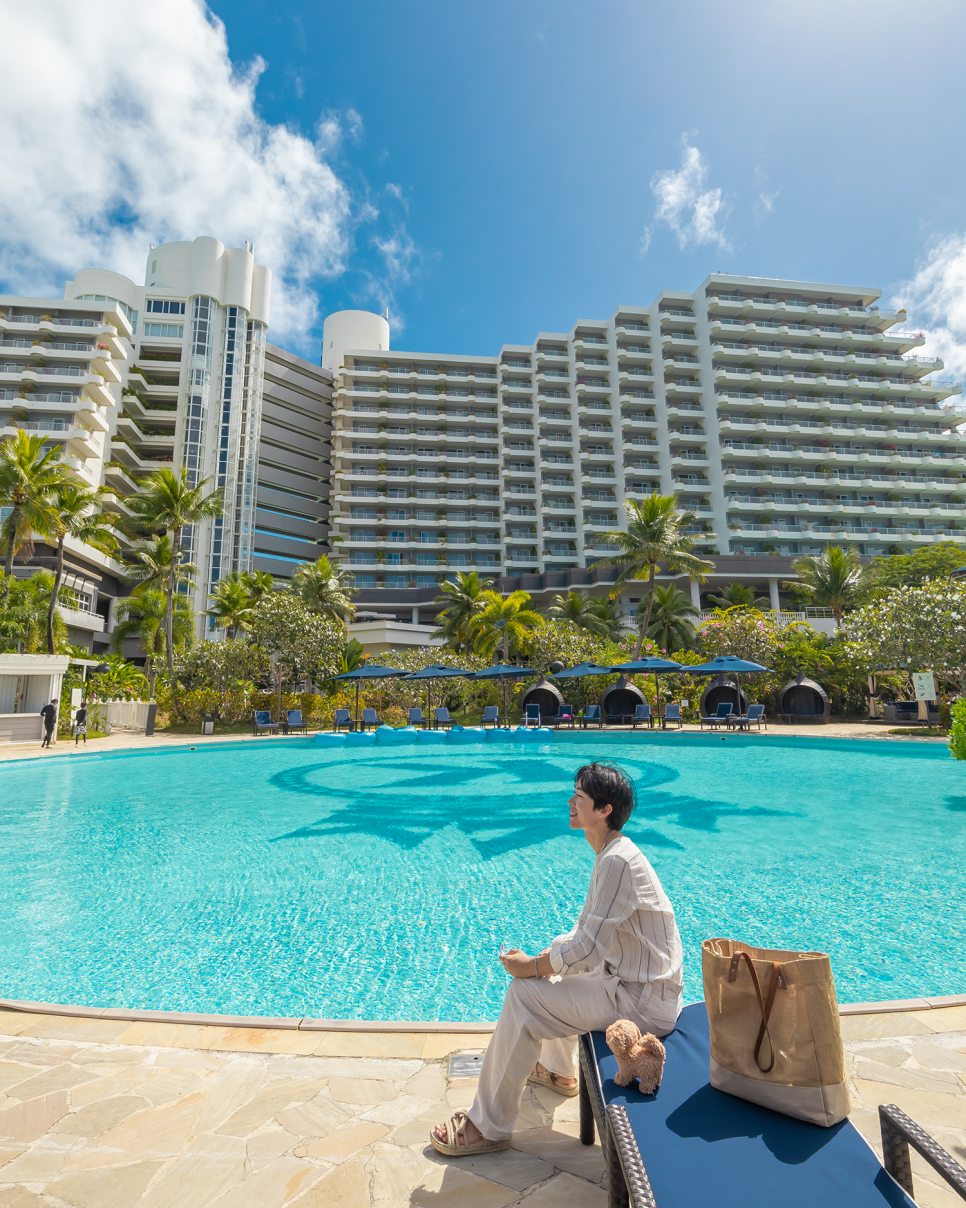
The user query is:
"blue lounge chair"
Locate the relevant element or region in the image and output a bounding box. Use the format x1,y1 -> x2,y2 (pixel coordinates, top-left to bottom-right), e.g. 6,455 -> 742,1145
360,707 -> 380,731
522,703 -> 541,728
551,703 -> 575,729
730,703 -> 767,731
578,1002 -> 965,1208
582,704 -> 602,729
700,702 -> 733,730
333,708 -> 354,732
629,703 -> 652,730
664,703 -> 684,730
408,707 -> 425,728
434,706 -> 455,729
481,705 -> 501,728
252,710 -> 278,736
283,709 -> 308,735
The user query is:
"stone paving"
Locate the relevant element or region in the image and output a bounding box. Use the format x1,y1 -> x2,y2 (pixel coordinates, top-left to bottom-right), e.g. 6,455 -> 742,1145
0,718 -> 947,764
0,1006 -> 964,1207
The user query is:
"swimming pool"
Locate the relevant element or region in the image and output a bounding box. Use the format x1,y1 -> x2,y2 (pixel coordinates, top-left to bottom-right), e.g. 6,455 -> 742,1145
2,735 -> 964,1021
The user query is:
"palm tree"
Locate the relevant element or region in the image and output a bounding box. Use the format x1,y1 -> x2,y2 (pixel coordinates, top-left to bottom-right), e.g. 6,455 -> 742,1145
0,570 -> 68,652
124,535 -> 197,595
645,585 -> 699,653
434,570 -> 494,651
293,555 -> 356,623
112,588 -> 194,699
241,570 -> 276,601
0,431 -> 68,601
785,544 -> 872,622
597,494 -> 714,658
206,573 -> 255,638
547,590 -> 606,634
45,483 -> 118,654
586,595 -> 626,644
705,582 -> 771,611
338,637 -> 367,674
469,589 -> 544,662
125,467 -> 222,685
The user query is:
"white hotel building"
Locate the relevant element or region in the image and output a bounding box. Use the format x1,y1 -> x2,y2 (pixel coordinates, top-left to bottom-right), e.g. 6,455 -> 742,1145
324,275 -> 966,612
2,237 -> 336,646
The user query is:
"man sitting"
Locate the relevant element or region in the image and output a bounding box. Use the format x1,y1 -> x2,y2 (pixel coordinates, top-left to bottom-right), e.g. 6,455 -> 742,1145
431,761 -> 683,1156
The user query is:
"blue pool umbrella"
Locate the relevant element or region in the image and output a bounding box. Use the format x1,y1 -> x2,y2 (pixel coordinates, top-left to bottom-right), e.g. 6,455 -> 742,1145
684,655 -> 772,717
328,663 -> 411,725
470,663 -> 536,723
609,656 -> 683,716
402,664 -> 472,722
550,662 -> 614,714
685,656 -> 772,674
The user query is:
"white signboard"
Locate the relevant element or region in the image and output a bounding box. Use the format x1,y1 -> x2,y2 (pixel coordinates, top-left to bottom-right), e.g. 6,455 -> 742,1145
912,672 -> 937,701
70,687 -> 83,707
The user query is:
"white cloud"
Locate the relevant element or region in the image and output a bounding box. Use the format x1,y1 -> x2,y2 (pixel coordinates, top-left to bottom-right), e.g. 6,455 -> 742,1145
648,144 -> 730,252
373,227 -> 418,285
0,1 -> 355,343
754,191 -> 779,220
891,235 -> 966,382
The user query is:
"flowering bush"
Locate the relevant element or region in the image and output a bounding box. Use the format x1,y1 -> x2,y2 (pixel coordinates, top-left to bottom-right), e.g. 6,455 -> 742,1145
841,580 -> 966,696
698,608 -> 783,665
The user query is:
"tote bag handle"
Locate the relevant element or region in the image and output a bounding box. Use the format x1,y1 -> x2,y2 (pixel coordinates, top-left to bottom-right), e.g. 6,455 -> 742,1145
728,951 -> 786,1073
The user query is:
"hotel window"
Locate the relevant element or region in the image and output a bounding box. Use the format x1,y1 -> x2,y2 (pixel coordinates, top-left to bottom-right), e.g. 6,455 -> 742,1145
146,300 -> 186,314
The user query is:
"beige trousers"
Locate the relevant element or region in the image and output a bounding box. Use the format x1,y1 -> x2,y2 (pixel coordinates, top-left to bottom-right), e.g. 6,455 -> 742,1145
468,971 -> 682,1142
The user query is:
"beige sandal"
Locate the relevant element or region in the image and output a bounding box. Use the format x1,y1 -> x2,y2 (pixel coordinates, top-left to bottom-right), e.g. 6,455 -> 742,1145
527,1067 -> 580,1097
430,1111 -> 511,1157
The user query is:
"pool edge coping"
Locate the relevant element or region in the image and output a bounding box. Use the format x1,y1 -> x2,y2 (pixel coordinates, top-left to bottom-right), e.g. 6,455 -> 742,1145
2,993 -> 965,1034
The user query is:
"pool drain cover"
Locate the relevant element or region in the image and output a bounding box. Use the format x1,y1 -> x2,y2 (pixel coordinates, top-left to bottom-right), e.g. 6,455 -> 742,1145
449,1052 -> 484,1077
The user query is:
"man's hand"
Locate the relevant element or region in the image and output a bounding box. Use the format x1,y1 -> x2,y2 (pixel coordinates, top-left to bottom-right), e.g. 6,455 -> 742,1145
499,948 -> 553,979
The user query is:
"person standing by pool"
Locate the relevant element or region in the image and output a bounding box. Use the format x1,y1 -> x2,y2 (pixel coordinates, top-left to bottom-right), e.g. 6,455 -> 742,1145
73,702 -> 87,745
431,761 -> 683,1156
39,698 -> 58,749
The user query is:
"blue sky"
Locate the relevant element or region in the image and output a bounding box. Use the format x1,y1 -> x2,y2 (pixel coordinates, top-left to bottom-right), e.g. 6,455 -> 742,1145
4,1 -> 966,368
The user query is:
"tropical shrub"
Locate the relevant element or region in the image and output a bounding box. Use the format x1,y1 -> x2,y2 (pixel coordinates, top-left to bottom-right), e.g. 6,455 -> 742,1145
948,698 -> 966,761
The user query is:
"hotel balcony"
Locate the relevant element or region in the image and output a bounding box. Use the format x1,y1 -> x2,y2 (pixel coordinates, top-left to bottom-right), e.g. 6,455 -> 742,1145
615,322 -> 650,336
722,465 -> 963,494
706,293 -> 896,323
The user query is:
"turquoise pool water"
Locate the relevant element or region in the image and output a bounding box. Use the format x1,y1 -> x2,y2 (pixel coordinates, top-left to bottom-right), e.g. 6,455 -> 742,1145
2,735 -> 964,1021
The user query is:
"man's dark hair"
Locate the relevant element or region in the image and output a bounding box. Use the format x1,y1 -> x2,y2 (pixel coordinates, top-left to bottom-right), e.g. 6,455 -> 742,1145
574,762 -> 636,831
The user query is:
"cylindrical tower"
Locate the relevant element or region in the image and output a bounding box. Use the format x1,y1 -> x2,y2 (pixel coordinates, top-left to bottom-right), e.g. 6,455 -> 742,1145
322,309 -> 390,372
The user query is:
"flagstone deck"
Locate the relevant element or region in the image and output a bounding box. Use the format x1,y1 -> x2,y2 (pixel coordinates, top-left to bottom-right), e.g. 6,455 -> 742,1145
0,1005 -> 963,1208
0,718 -> 947,764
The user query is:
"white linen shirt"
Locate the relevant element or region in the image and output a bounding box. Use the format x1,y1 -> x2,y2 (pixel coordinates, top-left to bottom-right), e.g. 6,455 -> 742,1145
548,832 -> 683,987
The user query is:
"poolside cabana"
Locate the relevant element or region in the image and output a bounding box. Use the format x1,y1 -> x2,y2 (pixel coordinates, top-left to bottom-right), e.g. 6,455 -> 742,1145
780,673 -> 830,724
519,675 -> 564,722
598,676 -> 646,724
698,676 -> 749,718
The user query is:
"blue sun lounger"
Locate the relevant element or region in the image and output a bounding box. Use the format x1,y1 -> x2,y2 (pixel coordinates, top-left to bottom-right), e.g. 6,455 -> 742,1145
578,1002 -> 966,1208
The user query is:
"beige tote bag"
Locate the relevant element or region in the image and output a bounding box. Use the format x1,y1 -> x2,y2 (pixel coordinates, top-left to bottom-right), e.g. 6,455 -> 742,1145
701,938 -> 849,1127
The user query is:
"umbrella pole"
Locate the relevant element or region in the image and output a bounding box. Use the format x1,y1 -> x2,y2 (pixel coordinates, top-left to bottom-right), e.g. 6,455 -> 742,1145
355,679 -> 360,729
654,671 -> 660,721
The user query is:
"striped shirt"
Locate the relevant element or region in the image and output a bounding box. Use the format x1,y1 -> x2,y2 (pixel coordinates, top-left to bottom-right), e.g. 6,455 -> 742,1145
548,832 -> 683,987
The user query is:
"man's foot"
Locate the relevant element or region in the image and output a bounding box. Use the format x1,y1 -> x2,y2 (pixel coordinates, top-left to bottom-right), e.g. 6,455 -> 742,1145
432,1115 -> 484,1148
429,1111 -> 511,1156
529,1061 -> 578,1094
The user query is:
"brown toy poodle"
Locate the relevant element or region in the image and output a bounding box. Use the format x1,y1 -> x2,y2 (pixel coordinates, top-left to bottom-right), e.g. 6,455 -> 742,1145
605,1019 -> 667,1094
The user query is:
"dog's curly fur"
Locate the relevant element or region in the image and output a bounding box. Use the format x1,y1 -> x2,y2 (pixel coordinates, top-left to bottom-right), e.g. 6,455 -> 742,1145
605,1019 -> 666,1093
